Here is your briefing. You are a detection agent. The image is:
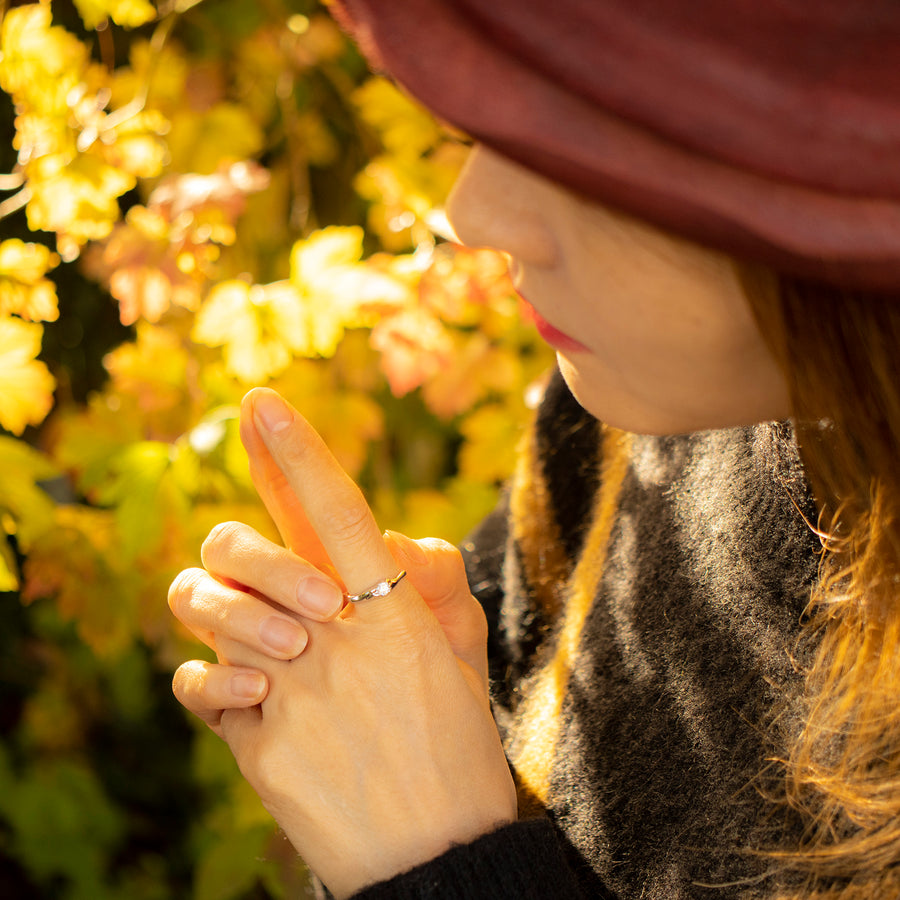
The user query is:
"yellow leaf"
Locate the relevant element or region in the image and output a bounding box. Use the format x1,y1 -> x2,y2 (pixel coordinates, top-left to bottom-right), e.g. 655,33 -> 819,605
0,5 -> 88,112
193,280 -> 263,378
0,318 -> 55,435
26,152 -> 134,244
274,363 -> 384,478
0,239 -> 59,322
73,0 -> 156,30
109,39 -> 188,114
105,110 -> 169,179
289,227 -> 408,357
166,104 -> 263,176
193,276 -> 358,382
292,225 -> 363,274
458,404 -> 524,484
353,78 -> 442,158
103,323 -> 190,415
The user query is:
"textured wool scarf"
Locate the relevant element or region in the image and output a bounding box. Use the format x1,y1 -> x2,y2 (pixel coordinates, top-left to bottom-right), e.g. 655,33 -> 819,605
334,0 -> 900,291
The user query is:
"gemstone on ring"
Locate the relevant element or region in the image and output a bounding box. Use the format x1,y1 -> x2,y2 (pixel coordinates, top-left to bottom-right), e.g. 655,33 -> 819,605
345,570 -> 407,603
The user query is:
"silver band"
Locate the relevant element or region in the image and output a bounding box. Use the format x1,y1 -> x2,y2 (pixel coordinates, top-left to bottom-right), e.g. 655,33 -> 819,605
344,570 -> 407,603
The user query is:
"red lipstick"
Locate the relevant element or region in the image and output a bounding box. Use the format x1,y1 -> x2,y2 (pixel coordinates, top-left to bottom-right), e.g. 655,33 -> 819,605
517,295 -> 590,355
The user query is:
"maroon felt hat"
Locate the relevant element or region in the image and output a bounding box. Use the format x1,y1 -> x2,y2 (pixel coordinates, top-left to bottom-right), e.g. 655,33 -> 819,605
333,0 -> 900,292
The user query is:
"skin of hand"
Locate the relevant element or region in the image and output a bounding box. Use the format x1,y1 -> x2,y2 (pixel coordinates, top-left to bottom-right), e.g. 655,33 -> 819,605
170,388 -> 517,897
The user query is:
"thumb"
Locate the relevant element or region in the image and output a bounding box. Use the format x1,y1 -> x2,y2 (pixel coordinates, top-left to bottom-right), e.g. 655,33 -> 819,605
384,531 -> 488,687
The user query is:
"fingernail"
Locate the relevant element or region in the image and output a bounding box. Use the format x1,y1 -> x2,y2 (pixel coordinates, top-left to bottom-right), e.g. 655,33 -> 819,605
253,391 -> 292,434
299,577 -> 344,618
231,672 -> 266,699
259,616 -> 307,655
384,529 -> 428,565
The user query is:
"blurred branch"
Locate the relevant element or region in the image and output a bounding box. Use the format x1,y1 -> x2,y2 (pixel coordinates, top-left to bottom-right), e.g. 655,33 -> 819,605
0,186 -> 29,220
0,173 -> 24,191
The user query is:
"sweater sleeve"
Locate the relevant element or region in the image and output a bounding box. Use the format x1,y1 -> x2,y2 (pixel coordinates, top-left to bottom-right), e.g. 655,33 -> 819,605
349,819 -> 585,899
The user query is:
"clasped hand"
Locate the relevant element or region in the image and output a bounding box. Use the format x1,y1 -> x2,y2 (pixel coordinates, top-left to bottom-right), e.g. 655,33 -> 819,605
168,389 -> 517,899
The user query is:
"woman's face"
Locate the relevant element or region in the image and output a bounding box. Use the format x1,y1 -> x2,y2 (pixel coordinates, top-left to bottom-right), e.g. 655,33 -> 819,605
446,146 -> 790,434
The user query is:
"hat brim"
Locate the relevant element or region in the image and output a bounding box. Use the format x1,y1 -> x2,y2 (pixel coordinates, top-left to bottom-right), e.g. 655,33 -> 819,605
335,0 -> 900,291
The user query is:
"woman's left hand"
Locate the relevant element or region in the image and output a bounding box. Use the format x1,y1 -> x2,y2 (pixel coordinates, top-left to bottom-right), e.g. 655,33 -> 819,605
197,390 -> 517,899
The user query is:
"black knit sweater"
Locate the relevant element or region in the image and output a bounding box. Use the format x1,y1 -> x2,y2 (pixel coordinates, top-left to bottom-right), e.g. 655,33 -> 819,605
353,371 -> 821,899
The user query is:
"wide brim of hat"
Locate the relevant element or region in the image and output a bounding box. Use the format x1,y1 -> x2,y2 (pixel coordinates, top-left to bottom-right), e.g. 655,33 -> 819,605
334,0 -> 900,292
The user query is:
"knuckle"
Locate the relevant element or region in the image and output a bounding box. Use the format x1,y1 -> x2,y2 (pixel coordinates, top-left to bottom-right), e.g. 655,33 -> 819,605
167,567 -> 206,616
200,520 -> 250,569
327,493 -> 374,546
261,465 -> 291,499
422,537 -> 466,573
210,598 -> 234,631
252,744 -> 282,795
171,659 -> 202,707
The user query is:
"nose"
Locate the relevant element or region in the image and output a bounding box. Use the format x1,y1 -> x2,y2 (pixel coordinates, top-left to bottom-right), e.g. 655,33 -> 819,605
445,146 -> 559,267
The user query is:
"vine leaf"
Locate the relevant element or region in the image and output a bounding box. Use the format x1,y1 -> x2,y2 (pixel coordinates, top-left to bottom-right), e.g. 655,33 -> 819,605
0,318 -> 55,435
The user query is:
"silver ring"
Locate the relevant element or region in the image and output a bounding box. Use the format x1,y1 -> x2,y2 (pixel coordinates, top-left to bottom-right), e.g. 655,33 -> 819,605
344,570 -> 407,603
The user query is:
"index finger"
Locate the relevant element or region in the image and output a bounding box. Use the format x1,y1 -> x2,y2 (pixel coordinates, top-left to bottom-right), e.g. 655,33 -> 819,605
244,388 -> 416,622
239,402 -> 334,574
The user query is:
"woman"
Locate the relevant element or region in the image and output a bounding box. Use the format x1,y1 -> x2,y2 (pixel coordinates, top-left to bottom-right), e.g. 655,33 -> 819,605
168,2 -> 900,897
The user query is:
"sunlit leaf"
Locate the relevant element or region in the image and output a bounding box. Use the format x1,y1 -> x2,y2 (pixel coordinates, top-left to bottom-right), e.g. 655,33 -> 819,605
422,333 -> 521,419
166,103 -> 264,176
353,78 -> 442,158
0,4 -> 88,112
289,226 -> 407,356
105,109 -> 170,179
0,239 -> 59,322
104,323 -> 190,417
84,205 -> 203,325
96,441 -> 174,562
109,38 -> 189,114
74,0 -> 157,30
26,152 -> 135,245
193,279 -> 289,382
369,305 -> 453,397
0,317 -> 55,435
458,403 -> 524,484
273,361 -> 385,478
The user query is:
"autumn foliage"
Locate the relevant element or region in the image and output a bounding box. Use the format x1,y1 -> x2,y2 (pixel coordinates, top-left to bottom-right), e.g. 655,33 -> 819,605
0,0 -> 551,896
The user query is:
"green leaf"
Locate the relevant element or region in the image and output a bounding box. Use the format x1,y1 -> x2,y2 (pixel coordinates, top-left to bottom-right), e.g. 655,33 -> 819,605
0,435 -> 59,549
194,824 -> 276,900
96,441 -> 172,561
0,759 -> 123,888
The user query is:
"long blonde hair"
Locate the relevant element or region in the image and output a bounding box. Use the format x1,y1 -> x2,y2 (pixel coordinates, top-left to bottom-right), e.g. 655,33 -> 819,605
742,268 -> 900,898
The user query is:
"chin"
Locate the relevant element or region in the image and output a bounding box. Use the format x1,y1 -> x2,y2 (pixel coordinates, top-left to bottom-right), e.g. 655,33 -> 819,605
556,357 -> 784,436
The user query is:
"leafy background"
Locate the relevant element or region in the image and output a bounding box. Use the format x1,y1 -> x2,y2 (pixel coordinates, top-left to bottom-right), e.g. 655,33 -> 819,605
0,0 -> 552,896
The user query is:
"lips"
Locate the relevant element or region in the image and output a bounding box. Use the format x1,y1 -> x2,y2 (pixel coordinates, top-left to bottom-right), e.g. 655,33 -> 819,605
517,294 -> 590,355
